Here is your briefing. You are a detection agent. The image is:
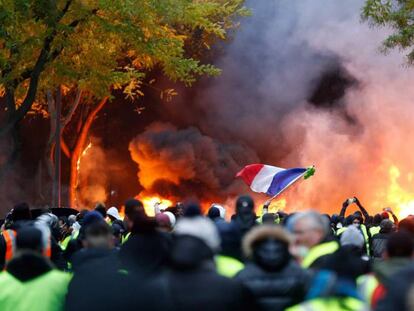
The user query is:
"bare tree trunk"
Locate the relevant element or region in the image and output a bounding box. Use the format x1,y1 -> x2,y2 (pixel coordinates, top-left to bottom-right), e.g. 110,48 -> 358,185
69,97 -> 108,208
0,89 -> 22,180
45,89 -> 82,179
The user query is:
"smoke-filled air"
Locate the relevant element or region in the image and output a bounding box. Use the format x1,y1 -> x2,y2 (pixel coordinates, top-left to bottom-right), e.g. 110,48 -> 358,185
129,0 -> 414,217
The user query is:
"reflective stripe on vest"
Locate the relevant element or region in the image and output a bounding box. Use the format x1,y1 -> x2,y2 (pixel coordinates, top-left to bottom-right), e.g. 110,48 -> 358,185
360,224 -> 371,256
215,255 -> 245,278
357,274 -> 379,305
285,297 -> 366,311
301,241 -> 339,269
369,226 -> 380,237
59,235 -> 72,251
44,236 -> 52,258
121,232 -> 131,244
336,227 -> 347,236
3,229 -> 51,260
2,230 -> 16,262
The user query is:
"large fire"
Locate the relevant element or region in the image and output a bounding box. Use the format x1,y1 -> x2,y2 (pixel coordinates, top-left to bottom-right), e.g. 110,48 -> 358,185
139,196 -> 173,216
384,165 -> 414,219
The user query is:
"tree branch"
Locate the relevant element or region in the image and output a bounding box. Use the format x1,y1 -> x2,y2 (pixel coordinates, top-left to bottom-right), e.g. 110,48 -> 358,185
62,89 -> 82,129
61,138 -> 71,158
0,0 -> 76,137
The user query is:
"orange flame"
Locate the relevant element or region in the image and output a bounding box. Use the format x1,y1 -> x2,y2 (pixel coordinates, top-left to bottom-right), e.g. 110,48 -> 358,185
139,196 -> 173,216
383,165 -> 414,219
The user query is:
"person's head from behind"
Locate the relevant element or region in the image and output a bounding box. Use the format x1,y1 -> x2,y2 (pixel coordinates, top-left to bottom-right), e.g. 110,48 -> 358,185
399,216 -> 414,237
340,225 -> 364,253
292,211 -> 329,249
124,199 -> 144,230
373,214 -> 382,226
15,226 -> 45,255
243,225 -> 291,271
155,212 -> 174,233
83,221 -> 114,250
262,213 -> 278,225
235,195 -> 256,230
171,217 -> 220,269
94,203 -> 107,219
35,212 -> 61,241
384,231 -> 413,259
207,206 -> 221,221
380,219 -> 395,234
11,202 -> 32,223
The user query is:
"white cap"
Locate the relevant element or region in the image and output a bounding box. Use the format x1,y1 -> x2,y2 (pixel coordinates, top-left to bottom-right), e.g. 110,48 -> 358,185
211,204 -> 226,219
107,207 -> 122,220
163,211 -> 176,228
174,216 -> 221,252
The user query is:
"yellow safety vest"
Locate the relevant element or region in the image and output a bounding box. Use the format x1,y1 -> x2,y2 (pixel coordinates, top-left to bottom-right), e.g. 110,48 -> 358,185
286,297 -> 366,311
215,255 -> 244,278
336,227 -> 347,236
0,270 -> 71,311
301,241 -> 339,269
357,274 -> 379,306
59,235 -> 72,251
359,225 -> 371,256
369,226 -> 380,237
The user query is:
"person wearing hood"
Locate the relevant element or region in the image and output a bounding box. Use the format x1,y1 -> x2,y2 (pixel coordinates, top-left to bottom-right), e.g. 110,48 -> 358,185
359,231 -> 414,310
119,209 -> 171,277
337,213 -> 371,256
215,196 -> 256,277
0,226 -> 70,311
338,197 -> 372,255
216,195 -> 257,261
235,225 -> 309,311
164,208 -> 258,311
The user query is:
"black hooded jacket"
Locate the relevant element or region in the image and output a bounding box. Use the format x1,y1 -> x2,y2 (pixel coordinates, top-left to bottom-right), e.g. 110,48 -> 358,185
235,227 -> 309,311
165,235 -> 258,311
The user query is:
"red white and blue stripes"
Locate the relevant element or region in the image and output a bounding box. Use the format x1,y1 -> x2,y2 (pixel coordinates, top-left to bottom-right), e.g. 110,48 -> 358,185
236,164 -> 308,197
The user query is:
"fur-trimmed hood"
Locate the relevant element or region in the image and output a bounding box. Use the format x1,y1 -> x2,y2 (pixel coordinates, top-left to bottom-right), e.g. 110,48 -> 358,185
242,225 -> 292,258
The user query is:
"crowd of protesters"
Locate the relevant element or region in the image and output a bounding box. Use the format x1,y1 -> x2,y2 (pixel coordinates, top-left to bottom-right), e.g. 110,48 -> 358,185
0,196 -> 414,311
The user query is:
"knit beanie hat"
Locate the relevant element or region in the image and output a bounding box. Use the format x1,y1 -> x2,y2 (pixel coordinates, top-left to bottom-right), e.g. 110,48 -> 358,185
174,216 -> 220,252
340,225 -> 364,248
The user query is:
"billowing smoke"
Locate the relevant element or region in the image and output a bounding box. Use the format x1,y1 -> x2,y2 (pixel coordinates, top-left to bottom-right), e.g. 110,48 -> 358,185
130,0 -> 414,216
129,122 -> 259,202
77,139 -> 108,208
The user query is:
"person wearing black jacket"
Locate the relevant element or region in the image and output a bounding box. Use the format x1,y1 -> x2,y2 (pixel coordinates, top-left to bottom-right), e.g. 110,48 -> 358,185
235,225 -> 309,311
166,214 -> 258,311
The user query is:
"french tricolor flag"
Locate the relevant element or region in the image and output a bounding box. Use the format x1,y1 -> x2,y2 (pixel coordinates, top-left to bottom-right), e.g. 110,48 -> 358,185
236,164 -> 309,197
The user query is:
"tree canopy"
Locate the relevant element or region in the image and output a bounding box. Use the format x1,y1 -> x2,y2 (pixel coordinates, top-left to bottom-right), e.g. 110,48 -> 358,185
0,0 -> 248,129
362,0 -> 414,64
